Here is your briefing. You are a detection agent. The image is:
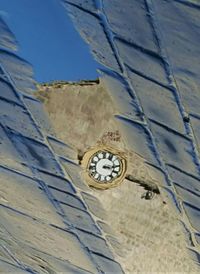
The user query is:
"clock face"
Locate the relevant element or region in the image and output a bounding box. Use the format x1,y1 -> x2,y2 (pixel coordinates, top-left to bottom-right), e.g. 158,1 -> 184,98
88,151 -> 122,183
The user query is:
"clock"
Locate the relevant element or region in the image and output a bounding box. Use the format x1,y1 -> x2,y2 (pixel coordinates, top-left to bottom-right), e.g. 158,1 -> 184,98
88,150 -> 122,183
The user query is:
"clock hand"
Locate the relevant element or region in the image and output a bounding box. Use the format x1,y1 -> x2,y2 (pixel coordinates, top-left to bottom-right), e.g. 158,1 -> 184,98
103,164 -> 113,170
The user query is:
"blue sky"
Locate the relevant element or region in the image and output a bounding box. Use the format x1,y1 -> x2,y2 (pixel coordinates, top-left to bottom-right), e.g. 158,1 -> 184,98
0,0 -> 100,83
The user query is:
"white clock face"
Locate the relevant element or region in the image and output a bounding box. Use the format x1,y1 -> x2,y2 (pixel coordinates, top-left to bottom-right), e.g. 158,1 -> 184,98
88,151 -> 122,183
